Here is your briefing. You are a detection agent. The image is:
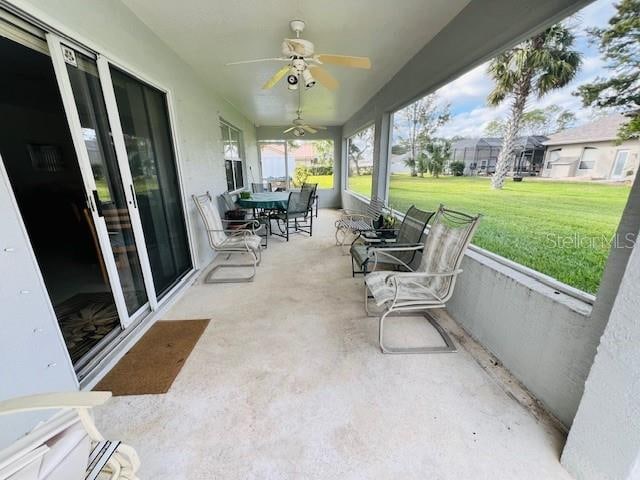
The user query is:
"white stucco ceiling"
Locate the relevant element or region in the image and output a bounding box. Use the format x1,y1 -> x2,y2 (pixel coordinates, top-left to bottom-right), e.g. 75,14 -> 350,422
122,0 -> 470,127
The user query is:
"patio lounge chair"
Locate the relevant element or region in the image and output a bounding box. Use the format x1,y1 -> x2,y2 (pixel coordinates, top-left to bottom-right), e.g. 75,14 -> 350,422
270,183 -> 316,241
334,196 -> 385,246
0,391 -> 140,480
364,205 -> 481,354
350,205 -> 435,276
193,192 -> 262,283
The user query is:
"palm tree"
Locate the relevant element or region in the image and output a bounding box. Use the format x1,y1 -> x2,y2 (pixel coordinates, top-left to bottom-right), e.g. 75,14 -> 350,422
488,24 -> 581,189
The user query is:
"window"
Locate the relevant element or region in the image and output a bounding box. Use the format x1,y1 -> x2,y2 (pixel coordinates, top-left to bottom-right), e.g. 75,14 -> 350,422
578,147 -> 598,170
546,149 -> 561,169
258,139 -> 335,190
384,0 -> 633,296
288,140 -> 335,189
346,124 -> 375,198
220,121 -> 244,191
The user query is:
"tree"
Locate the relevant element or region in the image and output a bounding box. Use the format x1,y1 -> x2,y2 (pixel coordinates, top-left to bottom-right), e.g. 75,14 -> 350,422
576,0 -> 640,140
312,139 -> 334,165
484,119 -> 505,137
487,24 -> 582,188
485,106 -> 577,137
425,138 -> 452,178
394,94 -> 450,176
348,127 -> 373,176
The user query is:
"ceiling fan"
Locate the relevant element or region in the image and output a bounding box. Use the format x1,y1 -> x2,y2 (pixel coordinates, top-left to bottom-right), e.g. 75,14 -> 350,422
225,19 -> 371,91
283,110 -> 326,136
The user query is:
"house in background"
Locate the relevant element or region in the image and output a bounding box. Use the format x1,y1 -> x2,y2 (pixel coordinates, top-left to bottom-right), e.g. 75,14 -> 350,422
542,113 -> 640,181
450,136 -> 547,176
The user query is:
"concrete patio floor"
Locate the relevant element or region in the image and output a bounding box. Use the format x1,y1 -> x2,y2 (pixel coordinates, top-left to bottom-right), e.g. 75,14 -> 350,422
95,209 -> 572,480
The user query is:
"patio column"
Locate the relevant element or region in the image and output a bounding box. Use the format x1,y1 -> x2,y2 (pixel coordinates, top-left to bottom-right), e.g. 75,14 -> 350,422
370,113 -> 391,202
561,219 -> 640,479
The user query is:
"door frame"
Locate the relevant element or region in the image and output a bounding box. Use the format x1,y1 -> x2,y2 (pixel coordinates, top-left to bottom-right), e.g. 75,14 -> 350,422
610,149 -> 629,180
2,1 -> 198,379
47,33 -> 144,327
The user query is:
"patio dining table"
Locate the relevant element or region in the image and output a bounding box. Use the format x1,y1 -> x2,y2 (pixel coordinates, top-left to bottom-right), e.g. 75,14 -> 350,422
237,191 -> 290,211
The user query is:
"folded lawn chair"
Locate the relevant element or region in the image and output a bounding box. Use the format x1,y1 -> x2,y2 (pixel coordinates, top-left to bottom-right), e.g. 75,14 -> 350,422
364,205 -> 481,354
350,205 -> 434,276
334,196 -> 385,246
193,192 -> 262,283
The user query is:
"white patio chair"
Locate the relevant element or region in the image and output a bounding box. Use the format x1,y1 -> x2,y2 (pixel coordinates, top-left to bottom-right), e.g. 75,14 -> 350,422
364,205 -> 481,354
192,192 -> 262,283
0,391 -> 139,480
335,195 -> 386,246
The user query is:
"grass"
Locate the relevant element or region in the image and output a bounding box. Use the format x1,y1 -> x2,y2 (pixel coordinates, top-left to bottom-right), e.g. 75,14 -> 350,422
346,174 -> 631,294
306,174 -> 334,189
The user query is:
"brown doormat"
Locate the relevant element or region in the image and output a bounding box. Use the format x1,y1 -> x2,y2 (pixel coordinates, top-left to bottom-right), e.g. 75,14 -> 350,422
95,319 -> 210,396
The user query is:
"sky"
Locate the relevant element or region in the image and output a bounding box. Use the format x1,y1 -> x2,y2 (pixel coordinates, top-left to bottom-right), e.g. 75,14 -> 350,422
413,0 -> 618,140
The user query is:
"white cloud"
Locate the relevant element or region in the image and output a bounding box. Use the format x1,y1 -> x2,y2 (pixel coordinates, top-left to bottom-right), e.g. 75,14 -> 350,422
428,0 -> 616,140
436,62 -> 492,105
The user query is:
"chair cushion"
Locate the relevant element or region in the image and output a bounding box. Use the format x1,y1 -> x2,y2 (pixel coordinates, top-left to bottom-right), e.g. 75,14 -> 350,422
221,235 -> 261,251
350,244 -> 370,267
365,271 -> 442,307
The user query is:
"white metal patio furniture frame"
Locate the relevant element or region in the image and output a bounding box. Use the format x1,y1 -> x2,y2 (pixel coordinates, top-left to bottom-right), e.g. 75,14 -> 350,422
364,205 -> 481,354
335,196 -> 386,247
0,391 -> 140,480
193,192 -> 262,283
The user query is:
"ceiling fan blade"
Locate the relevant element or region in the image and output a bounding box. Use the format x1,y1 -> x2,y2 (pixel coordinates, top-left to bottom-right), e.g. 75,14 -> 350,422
225,57 -> 289,66
309,66 -> 339,91
283,126 -> 296,133
302,125 -> 318,134
308,125 -> 327,130
263,65 -> 290,89
315,54 -> 371,69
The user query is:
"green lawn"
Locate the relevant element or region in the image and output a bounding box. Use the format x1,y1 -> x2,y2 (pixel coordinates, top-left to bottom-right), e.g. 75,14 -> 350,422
347,174 -> 631,294
306,174 -> 334,189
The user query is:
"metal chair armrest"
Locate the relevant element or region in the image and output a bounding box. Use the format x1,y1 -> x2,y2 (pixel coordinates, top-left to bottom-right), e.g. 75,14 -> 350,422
0,392 -> 111,416
222,218 -> 260,230
385,269 -> 462,280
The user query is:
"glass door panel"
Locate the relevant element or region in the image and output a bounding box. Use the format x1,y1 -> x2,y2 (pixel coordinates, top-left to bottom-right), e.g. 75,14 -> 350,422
0,25 -> 122,367
109,67 -> 192,297
65,50 -> 148,315
259,141 -> 288,190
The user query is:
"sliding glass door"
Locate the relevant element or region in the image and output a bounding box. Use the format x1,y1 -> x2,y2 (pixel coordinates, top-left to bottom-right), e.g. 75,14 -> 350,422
64,50 -> 150,315
0,11 -> 193,370
109,67 -> 192,296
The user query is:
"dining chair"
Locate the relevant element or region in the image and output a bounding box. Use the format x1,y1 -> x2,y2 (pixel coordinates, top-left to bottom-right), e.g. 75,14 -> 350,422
270,183 -> 316,241
251,182 -> 272,193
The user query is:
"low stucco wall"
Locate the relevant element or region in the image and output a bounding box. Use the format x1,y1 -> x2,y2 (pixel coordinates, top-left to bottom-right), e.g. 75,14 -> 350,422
447,250 -> 598,428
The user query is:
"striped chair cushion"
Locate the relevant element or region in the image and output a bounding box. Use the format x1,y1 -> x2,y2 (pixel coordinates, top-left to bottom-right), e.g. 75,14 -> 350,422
365,271 -> 441,306
221,235 -> 262,251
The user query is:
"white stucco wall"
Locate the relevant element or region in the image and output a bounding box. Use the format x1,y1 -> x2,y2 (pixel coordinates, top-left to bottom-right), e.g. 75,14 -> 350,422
561,224 -> 640,479
1,0 -> 259,447
542,139 -> 640,181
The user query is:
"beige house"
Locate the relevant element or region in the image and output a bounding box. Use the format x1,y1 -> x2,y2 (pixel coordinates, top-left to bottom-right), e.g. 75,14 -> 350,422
541,114 -> 640,181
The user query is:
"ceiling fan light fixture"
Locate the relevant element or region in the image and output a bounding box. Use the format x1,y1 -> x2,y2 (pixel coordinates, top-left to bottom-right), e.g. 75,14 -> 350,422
301,69 -> 316,89
293,127 -> 305,137
286,69 -> 299,90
